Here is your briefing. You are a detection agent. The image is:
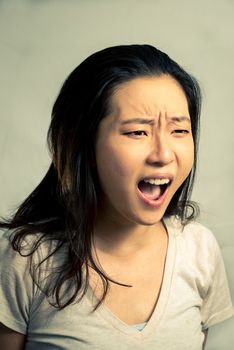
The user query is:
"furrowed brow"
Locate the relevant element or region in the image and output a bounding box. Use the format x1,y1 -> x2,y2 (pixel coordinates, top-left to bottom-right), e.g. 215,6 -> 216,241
120,118 -> 155,125
167,116 -> 191,123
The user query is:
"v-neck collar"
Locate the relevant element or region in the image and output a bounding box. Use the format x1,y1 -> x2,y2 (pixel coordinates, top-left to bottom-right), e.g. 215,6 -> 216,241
85,219 -> 177,340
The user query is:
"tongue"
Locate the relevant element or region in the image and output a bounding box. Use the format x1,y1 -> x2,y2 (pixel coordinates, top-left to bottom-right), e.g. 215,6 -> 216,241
138,181 -> 161,200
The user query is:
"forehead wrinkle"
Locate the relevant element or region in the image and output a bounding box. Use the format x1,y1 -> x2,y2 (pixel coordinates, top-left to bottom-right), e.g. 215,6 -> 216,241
108,97 -> 190,125
108,84 -> 190,126
115,100 -> 159,118
110,85 -> 161,117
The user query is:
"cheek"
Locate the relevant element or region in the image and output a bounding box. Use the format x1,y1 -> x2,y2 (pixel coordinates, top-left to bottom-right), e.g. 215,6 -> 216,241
180,141 -> 194,177
95,144 -> 131,191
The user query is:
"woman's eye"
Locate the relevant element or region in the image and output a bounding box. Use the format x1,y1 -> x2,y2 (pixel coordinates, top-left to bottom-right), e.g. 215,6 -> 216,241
124,130 -> 147,136
173,129 -> 189,134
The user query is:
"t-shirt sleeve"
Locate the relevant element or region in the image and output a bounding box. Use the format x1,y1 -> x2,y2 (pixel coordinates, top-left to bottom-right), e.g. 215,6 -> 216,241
0,231 -> 34,334
201,230 -> 234,330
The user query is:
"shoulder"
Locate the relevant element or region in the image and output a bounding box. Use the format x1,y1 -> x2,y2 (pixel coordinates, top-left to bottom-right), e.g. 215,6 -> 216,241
165,216 -> 218,246
0,230 -> 22,263
0,229 -> 67,304
0,229 -> 41,262
165,216 -> 221,268
165,217 -> 234,328
0,230 -> 36,286
0,230 -> 61,279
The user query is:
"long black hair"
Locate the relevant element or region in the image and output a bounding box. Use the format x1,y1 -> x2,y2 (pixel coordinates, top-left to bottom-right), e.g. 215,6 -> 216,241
0,44 -> 201,309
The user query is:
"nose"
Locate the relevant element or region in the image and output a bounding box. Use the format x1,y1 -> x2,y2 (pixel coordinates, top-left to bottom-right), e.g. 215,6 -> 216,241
146,134 -> 175,167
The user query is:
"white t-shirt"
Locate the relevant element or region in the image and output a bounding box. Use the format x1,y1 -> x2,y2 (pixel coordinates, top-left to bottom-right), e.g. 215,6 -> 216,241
0,218 -> 233,350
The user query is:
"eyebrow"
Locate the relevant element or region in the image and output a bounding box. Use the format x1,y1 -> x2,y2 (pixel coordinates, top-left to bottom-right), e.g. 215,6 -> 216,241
168,116 -> 191,123
120,116 -> 191,125
121,118 -> 155,125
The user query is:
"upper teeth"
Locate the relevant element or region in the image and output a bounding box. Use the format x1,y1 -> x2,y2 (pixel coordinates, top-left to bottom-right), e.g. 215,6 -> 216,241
143,178 -> 170,185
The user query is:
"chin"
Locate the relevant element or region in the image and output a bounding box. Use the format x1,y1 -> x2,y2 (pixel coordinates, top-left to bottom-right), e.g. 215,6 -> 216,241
126,209 -> 166,227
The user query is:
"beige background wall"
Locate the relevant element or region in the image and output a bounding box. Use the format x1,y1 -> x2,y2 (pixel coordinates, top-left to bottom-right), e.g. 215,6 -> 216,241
0,0 -> 233,348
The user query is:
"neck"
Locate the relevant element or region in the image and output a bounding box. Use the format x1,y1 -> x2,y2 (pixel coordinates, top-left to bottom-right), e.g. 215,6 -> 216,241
93,217 -> 166,257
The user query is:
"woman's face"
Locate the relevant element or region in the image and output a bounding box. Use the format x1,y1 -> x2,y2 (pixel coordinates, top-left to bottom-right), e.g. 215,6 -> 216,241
95,75 -> 194,227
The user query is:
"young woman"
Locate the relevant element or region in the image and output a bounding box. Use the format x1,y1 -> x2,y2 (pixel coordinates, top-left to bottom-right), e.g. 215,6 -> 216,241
0,44 -> 233,350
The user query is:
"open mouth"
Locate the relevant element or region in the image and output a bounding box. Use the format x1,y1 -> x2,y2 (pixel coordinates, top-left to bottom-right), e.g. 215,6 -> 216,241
138,178 -> 171,202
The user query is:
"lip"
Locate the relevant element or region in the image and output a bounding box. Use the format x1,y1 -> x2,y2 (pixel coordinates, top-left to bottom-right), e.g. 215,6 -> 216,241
138,173 -> 174,182
137,173 -> 174,208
